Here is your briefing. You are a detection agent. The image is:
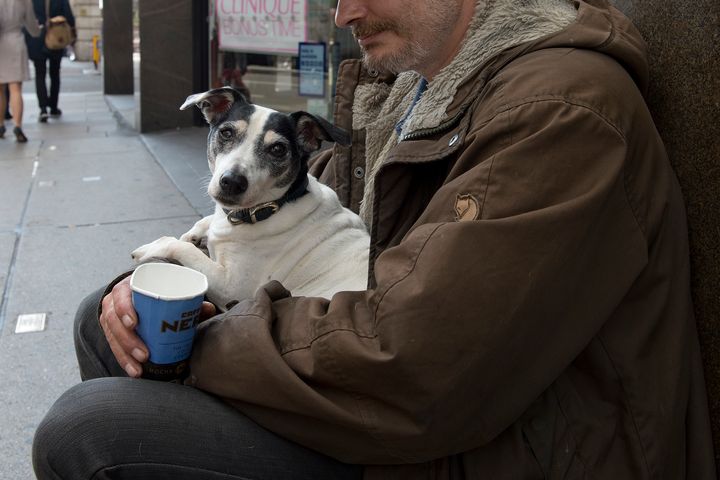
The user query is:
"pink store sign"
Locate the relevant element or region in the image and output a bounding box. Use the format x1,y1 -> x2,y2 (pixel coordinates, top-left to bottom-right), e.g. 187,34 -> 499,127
216,0 -> 308,55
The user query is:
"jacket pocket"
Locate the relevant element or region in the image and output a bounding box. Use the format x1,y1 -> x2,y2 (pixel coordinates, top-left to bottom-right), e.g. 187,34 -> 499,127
521,386 -> 586,479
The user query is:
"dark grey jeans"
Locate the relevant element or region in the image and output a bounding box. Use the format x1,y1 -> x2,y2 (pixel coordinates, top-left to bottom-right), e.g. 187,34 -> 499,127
32,288 -> 364,480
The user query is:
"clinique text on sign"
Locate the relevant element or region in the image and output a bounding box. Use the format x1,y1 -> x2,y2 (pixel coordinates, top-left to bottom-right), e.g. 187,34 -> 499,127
216,0 -> 308,54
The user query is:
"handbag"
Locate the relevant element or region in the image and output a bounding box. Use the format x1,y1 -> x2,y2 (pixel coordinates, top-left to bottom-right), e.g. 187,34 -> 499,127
44,0 -> 74,50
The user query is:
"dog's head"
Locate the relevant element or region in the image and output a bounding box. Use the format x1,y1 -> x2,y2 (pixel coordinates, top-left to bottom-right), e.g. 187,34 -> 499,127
180,87 -> 350,210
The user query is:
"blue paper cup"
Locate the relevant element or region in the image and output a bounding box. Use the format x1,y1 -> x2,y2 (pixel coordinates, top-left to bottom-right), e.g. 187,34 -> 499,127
130,263 -> 208,380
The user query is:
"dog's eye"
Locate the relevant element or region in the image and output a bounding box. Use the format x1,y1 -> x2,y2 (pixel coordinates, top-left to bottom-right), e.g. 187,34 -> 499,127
219,128 -> 233,140
269,143 -> 287,157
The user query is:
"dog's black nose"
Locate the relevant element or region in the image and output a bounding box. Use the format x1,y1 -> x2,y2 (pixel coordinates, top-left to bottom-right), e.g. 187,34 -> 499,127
219,171 -> 248,195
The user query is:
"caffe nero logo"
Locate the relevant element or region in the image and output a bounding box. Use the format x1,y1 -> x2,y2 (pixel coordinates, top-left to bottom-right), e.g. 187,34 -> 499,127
160,308 -> 201,333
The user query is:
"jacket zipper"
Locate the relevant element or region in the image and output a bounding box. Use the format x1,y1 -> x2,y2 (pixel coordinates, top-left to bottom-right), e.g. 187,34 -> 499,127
399,109 -> 466,142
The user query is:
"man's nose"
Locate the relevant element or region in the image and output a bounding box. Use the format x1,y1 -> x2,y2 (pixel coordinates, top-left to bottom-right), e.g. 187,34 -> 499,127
335,0 -> 368,28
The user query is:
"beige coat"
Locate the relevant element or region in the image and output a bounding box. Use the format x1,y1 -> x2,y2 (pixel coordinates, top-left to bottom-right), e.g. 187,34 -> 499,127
0,0 -> 40,83
187,0 -> 717,477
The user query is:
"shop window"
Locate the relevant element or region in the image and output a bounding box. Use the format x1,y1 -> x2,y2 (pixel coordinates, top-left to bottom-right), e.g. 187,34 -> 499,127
210,0 -> 360,121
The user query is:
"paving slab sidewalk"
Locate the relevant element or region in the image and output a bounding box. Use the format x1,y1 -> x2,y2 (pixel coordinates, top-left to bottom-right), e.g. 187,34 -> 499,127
0,60 -> 210,479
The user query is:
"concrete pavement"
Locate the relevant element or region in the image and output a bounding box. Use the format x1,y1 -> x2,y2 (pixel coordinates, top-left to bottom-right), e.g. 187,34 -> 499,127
0,59 -> 213,479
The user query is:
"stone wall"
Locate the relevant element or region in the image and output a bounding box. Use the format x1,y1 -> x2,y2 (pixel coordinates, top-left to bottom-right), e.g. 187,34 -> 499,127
138,0 -> 195,131
70,0 -> 102,62
613,0 -> 720,465
102,0 -> 133,94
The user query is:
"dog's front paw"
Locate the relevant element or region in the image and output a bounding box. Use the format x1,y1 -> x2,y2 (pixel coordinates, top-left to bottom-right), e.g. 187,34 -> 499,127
180,216 -> 212,247
179,230 -> 205,247
131,236 -> 180,263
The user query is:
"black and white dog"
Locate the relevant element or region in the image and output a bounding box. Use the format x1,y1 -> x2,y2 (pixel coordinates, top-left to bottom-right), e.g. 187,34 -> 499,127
131,87 -> 369,310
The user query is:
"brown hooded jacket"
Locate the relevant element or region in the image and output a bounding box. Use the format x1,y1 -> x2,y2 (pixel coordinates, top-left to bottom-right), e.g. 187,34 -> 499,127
186,0 -> 717,477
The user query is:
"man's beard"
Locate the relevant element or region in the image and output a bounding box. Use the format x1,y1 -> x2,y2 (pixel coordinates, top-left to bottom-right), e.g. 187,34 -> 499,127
352,21 -> 428,74
350,0 -> 463,75
360,41 -> 428,74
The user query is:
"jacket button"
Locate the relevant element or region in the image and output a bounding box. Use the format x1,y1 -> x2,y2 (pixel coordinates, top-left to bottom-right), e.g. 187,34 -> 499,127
353,166 -> 365,179
449,134 -> 459,146
368,69 -> 379,78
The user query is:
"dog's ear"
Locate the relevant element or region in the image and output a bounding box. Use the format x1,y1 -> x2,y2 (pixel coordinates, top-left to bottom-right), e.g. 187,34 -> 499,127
290,111 -> 351,153
180,87 -> 248,125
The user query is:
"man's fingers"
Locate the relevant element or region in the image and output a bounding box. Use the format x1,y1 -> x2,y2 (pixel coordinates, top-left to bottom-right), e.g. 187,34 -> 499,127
99,277 -> 149,376
100,296 -> 141,377
105,305 -> 148,361
112,278 -> 137,328
102,309 -> 148,375
109,279 -> 149,361
200,301 -> 217,320
105,328 -> 142,378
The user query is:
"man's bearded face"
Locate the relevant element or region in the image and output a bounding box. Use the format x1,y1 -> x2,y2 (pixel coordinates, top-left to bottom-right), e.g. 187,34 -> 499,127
349,0 -> 465,74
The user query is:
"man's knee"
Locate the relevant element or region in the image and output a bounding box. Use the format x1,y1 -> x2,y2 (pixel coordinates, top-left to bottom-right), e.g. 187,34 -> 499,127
32,379 -> 125,479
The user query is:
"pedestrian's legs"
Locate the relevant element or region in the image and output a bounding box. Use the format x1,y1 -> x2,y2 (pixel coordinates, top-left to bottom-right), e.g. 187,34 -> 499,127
8,82 -> 24,127
48,55 -> 62,114
33,58 -> 49,115
32,378 -> 364,480
8,82 -> 27,142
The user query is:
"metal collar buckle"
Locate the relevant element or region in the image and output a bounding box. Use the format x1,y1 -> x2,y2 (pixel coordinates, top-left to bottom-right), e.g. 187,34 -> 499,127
250,201 -> 279,223
226,210 -> 244,225
226,201 -> 280,225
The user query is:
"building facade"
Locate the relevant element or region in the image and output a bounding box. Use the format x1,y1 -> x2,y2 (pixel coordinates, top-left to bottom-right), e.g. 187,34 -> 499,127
100,0 -> 361,132
70,0 -> 102,62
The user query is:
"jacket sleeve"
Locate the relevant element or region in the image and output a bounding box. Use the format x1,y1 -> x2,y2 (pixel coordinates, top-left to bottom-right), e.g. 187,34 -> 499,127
61,0 -> 74,27
23,0 -> 41,37
31,0 -> 44,24
308,147 -> 333,177
187,101 -> 648,464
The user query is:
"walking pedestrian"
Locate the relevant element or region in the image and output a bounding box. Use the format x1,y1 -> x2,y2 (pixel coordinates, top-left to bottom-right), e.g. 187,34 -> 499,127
24,0 -> 74,123
0,0 -> 41,142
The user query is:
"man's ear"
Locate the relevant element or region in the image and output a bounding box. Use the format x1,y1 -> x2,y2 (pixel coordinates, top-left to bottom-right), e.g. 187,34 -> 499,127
289,111 -> 351,153
180,87 -> 248,125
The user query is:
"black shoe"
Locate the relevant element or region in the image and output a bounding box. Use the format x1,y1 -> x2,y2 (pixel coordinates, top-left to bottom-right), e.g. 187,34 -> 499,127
39,112 -> 49,123
3,112 -> 11,120
0,125 -> 5,138
49,108 -> 62,117
13,127 -> 27,143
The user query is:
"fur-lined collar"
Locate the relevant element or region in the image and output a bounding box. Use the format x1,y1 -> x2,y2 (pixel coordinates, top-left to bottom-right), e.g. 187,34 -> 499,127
354,0 -> 578,226
403,0 -> 578,135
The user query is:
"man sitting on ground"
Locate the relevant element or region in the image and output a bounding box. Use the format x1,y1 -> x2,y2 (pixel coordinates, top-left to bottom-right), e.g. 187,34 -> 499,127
33,0 -> 716,478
